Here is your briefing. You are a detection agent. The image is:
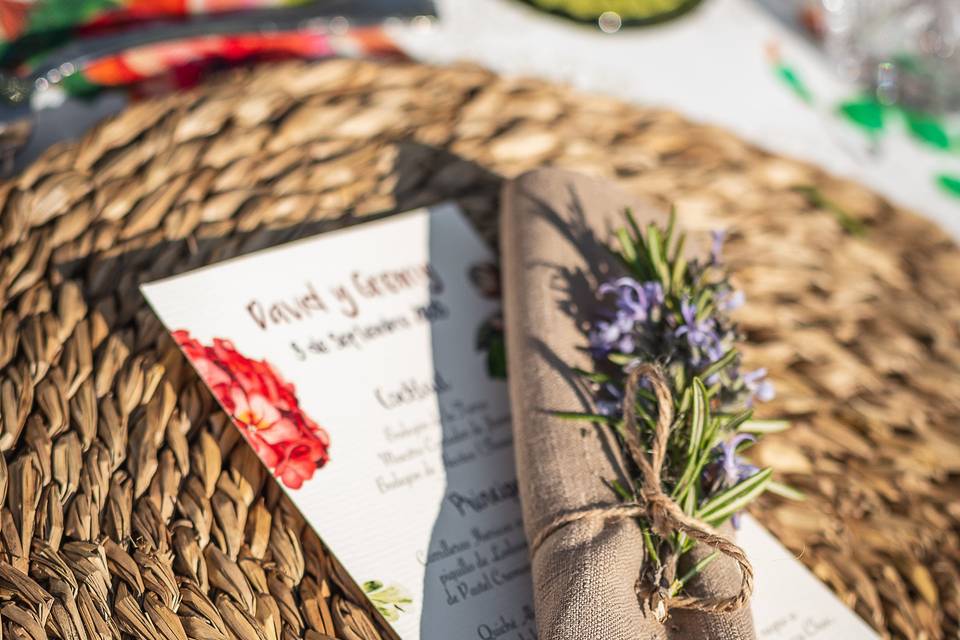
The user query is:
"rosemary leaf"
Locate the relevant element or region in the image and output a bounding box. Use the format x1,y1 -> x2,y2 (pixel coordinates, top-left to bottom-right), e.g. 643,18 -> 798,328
606,478 -> 634,501
608,353 -> 635,366
670,235 -> 688,293
554,411 -> 617,424
643,529 -> 660,567
670,551 -> 720,597
740,419 -> 791,434
767,480 -> 805,501
572,368 -> 612,383
663,209 -> 677,257
688,378 -> 708,456
700,415 -> 724,457
679,386 -> 692,413
694,289 -> 713,322
704,410 -> 753,454
646,225 -> 671,290
624,207 -> 647,257
696,468 -> 773,525
698,348 -> 738,381
617,228 -> 638,264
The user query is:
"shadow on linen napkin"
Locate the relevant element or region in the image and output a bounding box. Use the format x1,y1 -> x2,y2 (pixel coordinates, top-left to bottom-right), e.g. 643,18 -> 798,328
499,168 -> 755,640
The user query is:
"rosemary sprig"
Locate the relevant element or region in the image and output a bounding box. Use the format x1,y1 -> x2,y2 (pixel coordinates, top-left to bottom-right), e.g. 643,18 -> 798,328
564,208 -> 797,589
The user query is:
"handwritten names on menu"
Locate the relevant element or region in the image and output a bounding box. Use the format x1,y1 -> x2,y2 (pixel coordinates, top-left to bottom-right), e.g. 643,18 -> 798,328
759,613 -> 836,640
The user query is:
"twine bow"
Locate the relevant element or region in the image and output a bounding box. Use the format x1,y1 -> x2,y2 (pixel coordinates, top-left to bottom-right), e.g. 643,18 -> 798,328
530,363 -> 754,620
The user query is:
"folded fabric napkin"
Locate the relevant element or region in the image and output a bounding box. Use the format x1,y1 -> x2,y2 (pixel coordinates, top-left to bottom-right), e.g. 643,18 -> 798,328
500,168 -> 755,640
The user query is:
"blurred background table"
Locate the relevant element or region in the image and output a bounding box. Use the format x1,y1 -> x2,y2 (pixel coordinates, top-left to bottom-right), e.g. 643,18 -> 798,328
9,0 -> 960,239
395,0 -> 960,240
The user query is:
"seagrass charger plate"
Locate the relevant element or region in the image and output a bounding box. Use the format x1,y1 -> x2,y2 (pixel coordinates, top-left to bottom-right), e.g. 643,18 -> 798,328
0,58 -> 957,640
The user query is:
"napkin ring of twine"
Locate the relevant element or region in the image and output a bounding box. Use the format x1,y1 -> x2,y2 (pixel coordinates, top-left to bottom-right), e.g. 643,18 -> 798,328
529,362 -> 754,620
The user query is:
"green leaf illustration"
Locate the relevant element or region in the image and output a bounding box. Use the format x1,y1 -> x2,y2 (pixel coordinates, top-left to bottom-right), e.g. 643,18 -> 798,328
476,318 -> 507,379
936,174 -> 960,199
486,332 -> 507,379
904,111 -> 950,150
775,64 -> 813,104
838,99 -> 885,133
363,580 -> 413,622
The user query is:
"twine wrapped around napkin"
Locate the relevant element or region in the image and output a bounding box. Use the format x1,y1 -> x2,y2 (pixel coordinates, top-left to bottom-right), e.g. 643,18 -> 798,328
500,168 -> 756,640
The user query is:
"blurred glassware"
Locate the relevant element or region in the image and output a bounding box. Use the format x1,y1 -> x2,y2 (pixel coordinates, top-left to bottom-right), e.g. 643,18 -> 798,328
818,0 -> 960,112
520,0 -> 704,29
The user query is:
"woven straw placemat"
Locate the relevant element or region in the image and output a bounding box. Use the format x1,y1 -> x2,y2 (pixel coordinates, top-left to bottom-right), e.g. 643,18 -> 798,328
0,58 -> 957,640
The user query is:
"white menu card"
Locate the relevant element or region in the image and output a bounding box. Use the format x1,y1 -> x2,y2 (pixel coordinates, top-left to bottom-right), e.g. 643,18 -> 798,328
142,204 -> 877,640
143,205 -> 535,639
741,514 -> 878,640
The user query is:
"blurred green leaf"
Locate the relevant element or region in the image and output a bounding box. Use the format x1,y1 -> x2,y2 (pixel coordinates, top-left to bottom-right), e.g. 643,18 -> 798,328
776,64 -> 813,104
740,419 -> 790,434
838,99 -> 885,132
792,185 -> 867,237
768,480 -> 805,501
937,174 -> 960,198
698,348 -> 737,381
903,111 -> 950,149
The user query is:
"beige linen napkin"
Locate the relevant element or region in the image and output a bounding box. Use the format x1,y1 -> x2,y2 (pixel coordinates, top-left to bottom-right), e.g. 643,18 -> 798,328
500,168 -> 755,640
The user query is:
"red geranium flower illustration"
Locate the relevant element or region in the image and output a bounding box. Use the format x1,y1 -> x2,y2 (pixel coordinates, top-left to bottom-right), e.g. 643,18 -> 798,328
173,330 -> 330,489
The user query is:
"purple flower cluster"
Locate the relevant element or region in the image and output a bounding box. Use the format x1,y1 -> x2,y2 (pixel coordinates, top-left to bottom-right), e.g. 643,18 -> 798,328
718,289 -> 745,312
584,221 -> 782,531
588,267 -> 776,408
742,367 -> 775,406
705,433 -> 761,528
595,383 -> 623,417
674,296 -> 725,364
589,278 -> 663,356
717,433 -> 760,487
710,229 -> 727,266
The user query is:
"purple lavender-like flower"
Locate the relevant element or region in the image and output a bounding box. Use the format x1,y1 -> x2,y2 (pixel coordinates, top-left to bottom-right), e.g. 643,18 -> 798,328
589,317 -> 635,355
710,230 -> 727,265
742,368 -> 775,406
718,433 -> 759,486
596,383 -> 623,417
704,340 -> 727,365
715,433 -> 760,528
702,343 -> 727,386
590,278 -> 664,355
718,289 -> 745,312
674,297 -> 721,351
598,278 -> 664,323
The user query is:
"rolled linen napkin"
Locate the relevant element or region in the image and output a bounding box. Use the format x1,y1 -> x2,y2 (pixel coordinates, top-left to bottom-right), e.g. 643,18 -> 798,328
500,168 -> 755,640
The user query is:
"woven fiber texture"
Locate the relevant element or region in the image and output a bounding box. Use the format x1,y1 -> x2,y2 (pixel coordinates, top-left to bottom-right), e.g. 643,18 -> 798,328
0,58 -> 957,640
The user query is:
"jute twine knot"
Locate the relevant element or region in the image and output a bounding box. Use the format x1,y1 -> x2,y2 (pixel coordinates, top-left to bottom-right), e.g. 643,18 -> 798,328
530,363 -> 754,620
